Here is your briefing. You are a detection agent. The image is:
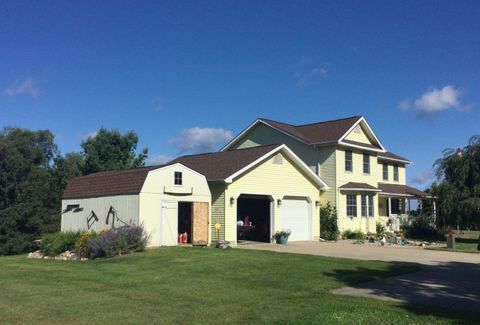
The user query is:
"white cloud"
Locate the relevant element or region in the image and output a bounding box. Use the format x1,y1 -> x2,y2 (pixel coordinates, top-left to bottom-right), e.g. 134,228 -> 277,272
169,127 -> 234,153
398,100 -> 411,111
295,66 -> 328,85
145,154 -> 172,165
410,169 -> 434,185
414,85 -> 462,113
3,78 -> 40,99
81,131 -> 98,141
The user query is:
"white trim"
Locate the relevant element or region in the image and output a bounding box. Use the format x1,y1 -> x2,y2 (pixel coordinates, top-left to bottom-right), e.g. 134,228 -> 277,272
341,187 -> 381,192
377,155 -> 412,164
224,144 -> 329,190
220,119 -> 310,152
338,140 -> 385,153
338,117 -> 386,152
379,192 -> 414,197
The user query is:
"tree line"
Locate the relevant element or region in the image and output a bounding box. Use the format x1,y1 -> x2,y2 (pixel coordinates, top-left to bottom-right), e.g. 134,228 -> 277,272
0,127 -> 148,255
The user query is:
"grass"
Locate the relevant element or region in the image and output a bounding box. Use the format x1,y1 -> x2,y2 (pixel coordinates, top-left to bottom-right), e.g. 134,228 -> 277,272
0,247 -> 477,324
427,230 -> 479,254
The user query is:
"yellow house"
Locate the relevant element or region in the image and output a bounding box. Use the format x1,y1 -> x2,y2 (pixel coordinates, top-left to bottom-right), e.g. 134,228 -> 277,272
222,116 -> 429,234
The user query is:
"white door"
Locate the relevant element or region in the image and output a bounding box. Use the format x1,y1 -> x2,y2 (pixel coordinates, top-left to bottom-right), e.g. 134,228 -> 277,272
161,201 -> 178,246
282,198 -> 310,241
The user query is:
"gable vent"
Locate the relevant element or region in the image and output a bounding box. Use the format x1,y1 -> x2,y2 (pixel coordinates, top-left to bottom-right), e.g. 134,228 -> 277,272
273,153 -> 283,164
353,125 -> 361,134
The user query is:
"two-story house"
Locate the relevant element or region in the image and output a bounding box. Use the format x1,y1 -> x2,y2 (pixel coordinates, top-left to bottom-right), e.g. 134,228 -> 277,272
222,116 -> 428,233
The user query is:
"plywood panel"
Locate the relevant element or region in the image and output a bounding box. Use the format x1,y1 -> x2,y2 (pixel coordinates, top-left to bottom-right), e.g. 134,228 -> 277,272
192,202 -> 209,244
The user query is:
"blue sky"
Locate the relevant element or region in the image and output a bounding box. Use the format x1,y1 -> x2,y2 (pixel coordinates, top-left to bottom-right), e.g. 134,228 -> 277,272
1,1 -> 479,189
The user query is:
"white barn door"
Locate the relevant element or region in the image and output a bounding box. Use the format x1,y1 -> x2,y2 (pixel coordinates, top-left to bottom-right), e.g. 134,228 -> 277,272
160,201 -> 178,246
282,198 -> 310,241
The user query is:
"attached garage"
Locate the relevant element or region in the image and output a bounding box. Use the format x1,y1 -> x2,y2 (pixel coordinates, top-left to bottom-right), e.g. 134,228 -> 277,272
170,144 -> 328,245
61,163 -> 211,247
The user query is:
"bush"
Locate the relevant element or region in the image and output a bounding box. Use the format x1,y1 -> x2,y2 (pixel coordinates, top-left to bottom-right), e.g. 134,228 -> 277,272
402,213 -> 443,240
84,225 -> 148,259
342,229 -> 365,240
75,231 -> 94,258
41,231 -> 82,256
320,202 -> 339,240
376,222 -> 385,236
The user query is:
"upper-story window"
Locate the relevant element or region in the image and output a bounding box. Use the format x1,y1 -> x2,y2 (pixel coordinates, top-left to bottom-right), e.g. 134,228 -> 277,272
347,194 -> 357,217
382,163 -> 388,181
363,153 -> 370,174
345,150 -> 353,172
174,172 -> 183,185
393,165 -> 399,182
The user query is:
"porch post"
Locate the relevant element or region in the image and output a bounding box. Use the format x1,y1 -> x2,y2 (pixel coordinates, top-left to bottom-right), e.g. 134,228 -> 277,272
406,198 -> 410,215
388,197 -> 392,217
433,200 -> 437,224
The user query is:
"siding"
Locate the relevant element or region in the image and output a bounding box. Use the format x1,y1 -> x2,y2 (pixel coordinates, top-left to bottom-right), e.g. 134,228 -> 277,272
61,194 -> 140,232
335,147 -> 379,233
344,124 -> 375,146
318,146 -> 336,206
209,184 -> 226,241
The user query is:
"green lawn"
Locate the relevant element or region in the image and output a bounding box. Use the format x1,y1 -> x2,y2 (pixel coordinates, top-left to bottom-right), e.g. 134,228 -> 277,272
0,248 -> 477,324
428,230 -> 479,254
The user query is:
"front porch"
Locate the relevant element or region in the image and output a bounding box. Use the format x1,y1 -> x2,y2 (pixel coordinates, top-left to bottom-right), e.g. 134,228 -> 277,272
377,183 -> 435,232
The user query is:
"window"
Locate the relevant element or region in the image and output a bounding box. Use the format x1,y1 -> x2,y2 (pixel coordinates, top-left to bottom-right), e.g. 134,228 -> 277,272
363,153 -> 370,174
383,163 -> 388,181
345,150 -> 353,172
174,171 -> 183,185
393,165 -> 399,182
368,195 -> 374,217
390,198 -> 400,214
347,194 -> 357,217
361,194 -> 367,217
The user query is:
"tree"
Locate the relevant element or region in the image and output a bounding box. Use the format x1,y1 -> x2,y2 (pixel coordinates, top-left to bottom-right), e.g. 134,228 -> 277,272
0,128 -> 61,255
431,134 -> 480,229
81,128 -> 148,174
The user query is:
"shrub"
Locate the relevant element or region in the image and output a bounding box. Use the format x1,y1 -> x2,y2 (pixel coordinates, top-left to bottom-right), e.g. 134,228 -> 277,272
342,229 -> 365,240
320,202 -> 339,240
85,224 -> 148,259
41,231 -> 82,256
75,231 -> 94,258
376,222 -> 385,236
402,213 -> 443,240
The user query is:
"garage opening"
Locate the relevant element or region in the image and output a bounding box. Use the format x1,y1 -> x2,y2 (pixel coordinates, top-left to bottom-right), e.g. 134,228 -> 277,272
178,202 -> 192,244
237,194 -> 271,243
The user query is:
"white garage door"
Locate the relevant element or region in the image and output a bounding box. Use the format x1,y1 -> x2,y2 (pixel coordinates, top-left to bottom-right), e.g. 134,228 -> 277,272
282,198 -> 310,241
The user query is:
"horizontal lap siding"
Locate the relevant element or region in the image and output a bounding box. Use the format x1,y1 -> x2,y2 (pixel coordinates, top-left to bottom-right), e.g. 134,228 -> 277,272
224,153 -> 321,243
210,184 -> 226,241
318,147 -> 336,207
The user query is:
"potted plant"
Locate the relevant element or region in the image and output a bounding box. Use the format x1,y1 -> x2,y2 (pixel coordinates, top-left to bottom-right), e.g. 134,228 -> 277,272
273,229 -> 291,244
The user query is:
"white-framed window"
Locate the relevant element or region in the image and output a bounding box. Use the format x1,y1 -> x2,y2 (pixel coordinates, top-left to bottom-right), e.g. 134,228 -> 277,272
174,171 -> 183,185
345,150 -> 353,172
383,163 -> 388,181
347,194 -> 357,217
368,195 -> 374,217
363,153 -> 370,174
361,194 -> 367,217
393,165 -> 399,182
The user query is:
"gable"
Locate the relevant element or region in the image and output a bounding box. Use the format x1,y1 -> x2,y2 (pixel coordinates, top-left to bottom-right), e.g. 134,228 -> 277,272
343,124 -> 377,147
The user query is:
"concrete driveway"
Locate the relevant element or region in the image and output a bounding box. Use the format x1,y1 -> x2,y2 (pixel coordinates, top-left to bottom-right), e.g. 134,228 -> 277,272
237,240 -> 478,266
238,241 -> 480,312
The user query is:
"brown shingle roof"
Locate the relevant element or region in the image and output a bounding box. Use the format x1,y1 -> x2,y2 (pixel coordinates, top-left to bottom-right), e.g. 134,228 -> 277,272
378,183 -> 427,198
260,116 -> 362,144
378,151 -> 411,163
339,182 -> 380,191
63,166 -> 159,199
170,144 -> 282,181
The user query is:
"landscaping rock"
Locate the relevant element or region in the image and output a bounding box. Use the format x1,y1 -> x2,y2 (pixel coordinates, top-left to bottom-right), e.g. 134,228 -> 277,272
27,250 -> 44,259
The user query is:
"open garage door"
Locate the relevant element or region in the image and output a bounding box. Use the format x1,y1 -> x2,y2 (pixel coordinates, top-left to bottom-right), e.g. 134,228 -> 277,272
282,197 -> 310,241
